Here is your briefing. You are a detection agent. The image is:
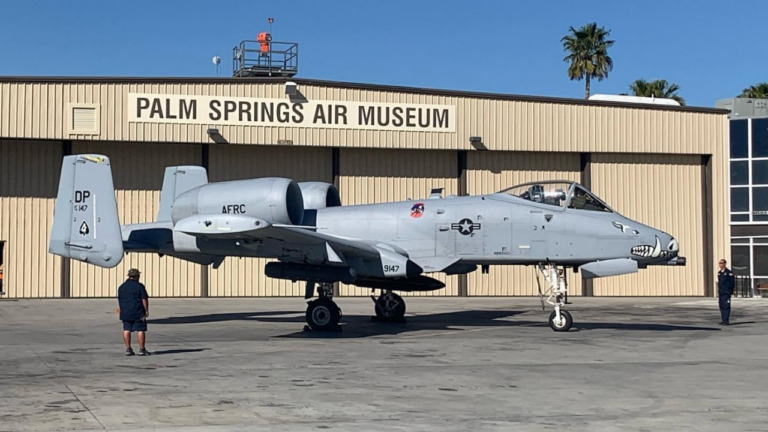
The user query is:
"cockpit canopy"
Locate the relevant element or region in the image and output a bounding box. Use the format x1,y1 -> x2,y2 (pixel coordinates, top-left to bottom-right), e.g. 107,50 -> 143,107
498,181 -> 613,212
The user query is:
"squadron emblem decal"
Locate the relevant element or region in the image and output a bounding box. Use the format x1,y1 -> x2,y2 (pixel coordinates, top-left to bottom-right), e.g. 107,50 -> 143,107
451,218 -> 481,235
410,202 -> 425,218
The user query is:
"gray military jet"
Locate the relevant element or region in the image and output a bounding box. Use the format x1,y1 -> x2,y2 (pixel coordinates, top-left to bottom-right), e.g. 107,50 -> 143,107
49,154 -> 685,332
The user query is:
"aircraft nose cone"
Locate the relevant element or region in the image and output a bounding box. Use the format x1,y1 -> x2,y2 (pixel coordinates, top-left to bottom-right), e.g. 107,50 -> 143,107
668,237 -> 679,252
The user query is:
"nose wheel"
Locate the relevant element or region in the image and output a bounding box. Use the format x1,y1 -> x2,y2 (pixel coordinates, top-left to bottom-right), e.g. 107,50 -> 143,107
548,309 -> 573,332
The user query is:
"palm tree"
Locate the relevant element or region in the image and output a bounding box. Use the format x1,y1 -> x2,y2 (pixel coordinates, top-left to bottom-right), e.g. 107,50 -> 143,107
629,79 -> 685,105
561,22 -> 615,99
739,83 -> 768,98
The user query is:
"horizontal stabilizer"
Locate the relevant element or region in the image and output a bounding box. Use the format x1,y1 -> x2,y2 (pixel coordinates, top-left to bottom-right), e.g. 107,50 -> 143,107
170,253 -> 225,267
580,259 -> 638,279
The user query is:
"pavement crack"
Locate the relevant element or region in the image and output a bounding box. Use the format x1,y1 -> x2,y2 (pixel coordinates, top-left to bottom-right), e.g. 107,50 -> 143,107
33,349 -> 106,430
64,383 -> 106,430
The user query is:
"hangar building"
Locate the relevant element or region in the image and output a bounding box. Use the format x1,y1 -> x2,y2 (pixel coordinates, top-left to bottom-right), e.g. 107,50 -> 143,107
0,76 -> 729,299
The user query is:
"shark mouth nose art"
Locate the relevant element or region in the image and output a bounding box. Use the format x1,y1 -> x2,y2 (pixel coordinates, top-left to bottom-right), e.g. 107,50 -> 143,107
668,238 -> 679,252
631,236 -> 662,258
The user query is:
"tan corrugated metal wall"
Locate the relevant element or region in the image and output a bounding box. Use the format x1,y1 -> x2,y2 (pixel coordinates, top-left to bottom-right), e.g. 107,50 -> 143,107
338,148 -> 460,296
0,79 -> 729,298
207,145 -> 333,297
0,81 -> 723,156
0,140 -> 61,298
465,152 -> 584,296
69,142 -> 202,297
590,154 -> 705,296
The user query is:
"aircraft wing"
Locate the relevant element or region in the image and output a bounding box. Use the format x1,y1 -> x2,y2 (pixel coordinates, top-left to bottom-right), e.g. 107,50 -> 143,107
174,214 -> 420,278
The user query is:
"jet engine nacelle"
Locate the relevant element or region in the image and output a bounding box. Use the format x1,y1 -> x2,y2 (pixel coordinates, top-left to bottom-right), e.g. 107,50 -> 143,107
171,178 -> 304,225
298,182 -> 341,209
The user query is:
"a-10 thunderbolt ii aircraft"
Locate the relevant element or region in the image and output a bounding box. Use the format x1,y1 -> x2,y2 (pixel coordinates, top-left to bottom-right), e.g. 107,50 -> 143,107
49,154 -> 686,332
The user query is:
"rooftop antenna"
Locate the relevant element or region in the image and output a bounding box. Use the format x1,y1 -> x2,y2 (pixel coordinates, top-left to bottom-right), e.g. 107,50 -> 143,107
212,56 -> 221,77
268,17 -> 274,34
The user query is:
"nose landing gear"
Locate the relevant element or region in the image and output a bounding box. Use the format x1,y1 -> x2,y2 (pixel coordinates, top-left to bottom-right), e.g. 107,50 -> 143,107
537,263 -> 573,332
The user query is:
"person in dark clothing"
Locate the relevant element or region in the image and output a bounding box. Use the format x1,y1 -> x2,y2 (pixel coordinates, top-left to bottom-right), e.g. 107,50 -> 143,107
117,268 -> 151,355
717,259 -> 735,325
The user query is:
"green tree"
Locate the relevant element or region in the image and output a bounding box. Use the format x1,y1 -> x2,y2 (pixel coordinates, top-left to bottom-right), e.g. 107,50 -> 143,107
739,83 -> 768,98
561,22 -> 615,99
629,79 -> 685,105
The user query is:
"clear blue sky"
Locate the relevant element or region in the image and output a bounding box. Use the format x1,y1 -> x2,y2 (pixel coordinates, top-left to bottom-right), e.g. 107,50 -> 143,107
1,0 -> 765,107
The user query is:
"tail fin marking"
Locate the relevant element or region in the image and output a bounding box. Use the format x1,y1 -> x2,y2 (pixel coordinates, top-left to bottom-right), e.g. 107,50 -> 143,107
49,154 -> 124,268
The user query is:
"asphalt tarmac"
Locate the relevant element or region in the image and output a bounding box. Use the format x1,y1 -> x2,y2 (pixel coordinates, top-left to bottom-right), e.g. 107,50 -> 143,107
0,296 -> 766,431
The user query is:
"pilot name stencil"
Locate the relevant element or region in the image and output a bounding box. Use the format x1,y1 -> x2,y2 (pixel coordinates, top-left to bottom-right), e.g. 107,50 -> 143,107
451,218 -> 481,235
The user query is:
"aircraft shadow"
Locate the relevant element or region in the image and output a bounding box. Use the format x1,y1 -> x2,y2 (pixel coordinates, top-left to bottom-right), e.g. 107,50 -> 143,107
572,322 -> 721,332
282,310 -> 530,339
149,309 -> 720,338
150,311 -> 303,325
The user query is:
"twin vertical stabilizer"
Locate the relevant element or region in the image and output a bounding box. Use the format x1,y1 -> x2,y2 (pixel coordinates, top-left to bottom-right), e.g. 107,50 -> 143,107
49,155 -> 124,268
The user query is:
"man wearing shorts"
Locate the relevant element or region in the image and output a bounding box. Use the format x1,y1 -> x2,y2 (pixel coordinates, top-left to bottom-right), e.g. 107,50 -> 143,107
117,268 -> 150,356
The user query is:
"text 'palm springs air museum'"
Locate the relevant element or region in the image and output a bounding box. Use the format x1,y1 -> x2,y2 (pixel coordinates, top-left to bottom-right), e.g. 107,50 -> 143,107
0,40 -> 729,299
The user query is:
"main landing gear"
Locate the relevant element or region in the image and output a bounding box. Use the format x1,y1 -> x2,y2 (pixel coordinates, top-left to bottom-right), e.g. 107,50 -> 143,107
536,263 -> 573,332
304,282 -> 342,332
371,290 -> 406,322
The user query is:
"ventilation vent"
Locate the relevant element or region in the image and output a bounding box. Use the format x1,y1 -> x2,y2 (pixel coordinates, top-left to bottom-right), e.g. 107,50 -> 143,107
73,107 -> 95,130
68,104 -> 100,134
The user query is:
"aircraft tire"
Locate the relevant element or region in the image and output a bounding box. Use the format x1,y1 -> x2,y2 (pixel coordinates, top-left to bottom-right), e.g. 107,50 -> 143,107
548,310 -> 573,332
306,298 -> 341,331
375,293 -> 406,321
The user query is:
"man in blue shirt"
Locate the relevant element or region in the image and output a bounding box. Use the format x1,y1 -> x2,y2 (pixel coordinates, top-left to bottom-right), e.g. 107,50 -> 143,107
117,268 -> 151,356
717,259 -> 735,326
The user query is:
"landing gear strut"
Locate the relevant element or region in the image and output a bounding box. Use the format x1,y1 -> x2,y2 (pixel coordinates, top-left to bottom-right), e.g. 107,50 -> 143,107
371,290 -> 406,322
536,263 -> 573,332
305,282 -> 342,331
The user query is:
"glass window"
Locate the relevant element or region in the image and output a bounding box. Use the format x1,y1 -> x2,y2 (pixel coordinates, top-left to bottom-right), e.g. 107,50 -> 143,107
753,245 -> 768,276
731,245 -> 750,275
730,119 -> 748,159
731,161 -> 749,185
754,214 -> 768,222
731,214 -> 750,222
504,182 -> 571,208
753,237 -> 768,243
567,187 -> 612,212
731,187 -> 749,212
731,238 -> 750,244
753,187 -> 768,211
753,160 -> 768,185
752,118 -> 768,158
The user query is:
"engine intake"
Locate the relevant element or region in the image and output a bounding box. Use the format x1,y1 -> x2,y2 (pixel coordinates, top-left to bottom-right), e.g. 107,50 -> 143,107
298,182 -> 341,209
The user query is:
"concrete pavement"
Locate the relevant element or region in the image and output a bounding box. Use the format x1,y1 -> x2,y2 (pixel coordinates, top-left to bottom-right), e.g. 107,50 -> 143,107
0,296 -> 766,431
